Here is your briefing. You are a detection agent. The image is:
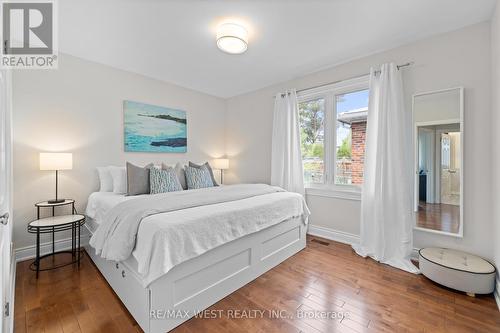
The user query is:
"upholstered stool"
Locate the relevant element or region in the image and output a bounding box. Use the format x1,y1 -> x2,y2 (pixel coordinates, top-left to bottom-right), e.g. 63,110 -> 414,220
419,248 -> 496,296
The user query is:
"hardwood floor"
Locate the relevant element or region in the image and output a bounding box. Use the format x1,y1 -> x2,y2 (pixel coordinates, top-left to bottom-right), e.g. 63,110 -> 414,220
417,201 -> 460,234
15,237 -> 500,333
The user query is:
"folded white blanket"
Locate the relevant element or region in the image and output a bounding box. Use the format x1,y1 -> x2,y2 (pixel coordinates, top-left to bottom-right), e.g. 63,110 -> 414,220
135,191 -> 309,285
90,184 -> 309,268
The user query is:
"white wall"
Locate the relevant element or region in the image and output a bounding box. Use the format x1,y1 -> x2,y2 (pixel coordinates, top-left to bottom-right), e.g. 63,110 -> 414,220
12,54 -> 226,249
413,88 -> 461,123
226,23 -> 494,260
491,3 -> 500,278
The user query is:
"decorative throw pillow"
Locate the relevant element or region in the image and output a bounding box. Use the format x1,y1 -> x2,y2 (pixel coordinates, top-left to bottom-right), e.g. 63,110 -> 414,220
126,162 -> 154,196
109,166 -> 127,194
161,162 -> 187,190
97,166 -> 113,192
150,167 -> 183,194
185,165 -> 214,190
188,161 -> 218,186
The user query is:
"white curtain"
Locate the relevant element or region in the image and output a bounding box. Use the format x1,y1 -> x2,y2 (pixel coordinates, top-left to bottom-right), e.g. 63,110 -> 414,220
353,63 -> 419,274
270,89 -> 305,195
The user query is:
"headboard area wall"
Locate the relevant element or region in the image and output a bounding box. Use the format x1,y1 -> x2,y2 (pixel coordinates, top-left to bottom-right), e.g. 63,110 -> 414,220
12,53 -> 227,249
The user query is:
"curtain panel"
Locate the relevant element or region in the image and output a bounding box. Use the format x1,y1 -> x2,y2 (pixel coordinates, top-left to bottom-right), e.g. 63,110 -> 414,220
270,89 -> 305,195
353,63 -> 419,274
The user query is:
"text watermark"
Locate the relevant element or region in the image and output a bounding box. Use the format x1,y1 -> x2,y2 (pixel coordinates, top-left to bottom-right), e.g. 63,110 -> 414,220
1,0 -> 58,69
150,309 -> 350,321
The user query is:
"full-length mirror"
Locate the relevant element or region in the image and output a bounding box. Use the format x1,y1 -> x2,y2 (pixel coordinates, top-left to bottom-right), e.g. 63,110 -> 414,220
413,87 -> 463,237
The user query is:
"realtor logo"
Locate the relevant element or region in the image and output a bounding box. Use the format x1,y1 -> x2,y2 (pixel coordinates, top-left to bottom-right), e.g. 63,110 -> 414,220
1,0 -> 58,69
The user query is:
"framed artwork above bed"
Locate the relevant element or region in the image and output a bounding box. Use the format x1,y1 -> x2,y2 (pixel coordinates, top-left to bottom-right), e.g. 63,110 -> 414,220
124,100 -> 187,153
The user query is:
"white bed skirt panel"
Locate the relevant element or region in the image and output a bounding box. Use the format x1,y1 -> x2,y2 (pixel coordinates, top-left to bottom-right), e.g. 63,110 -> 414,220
85,215 -> 307,333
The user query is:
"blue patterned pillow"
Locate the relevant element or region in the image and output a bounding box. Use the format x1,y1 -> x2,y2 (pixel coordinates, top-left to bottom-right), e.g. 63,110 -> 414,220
185,165 -> 214,190
150,167 -> 183,194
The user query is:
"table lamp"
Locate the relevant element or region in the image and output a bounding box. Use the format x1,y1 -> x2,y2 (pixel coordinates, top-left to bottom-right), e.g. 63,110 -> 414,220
39,152 -> 73,203
212,158 -> 229,184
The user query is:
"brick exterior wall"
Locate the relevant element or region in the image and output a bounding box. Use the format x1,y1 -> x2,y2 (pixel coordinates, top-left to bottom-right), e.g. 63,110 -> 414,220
351,121 -> 367,184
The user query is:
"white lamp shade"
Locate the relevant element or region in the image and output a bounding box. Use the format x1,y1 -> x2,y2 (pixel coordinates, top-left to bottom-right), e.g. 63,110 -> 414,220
39,153 -> 73,171
212,158 -> 229,170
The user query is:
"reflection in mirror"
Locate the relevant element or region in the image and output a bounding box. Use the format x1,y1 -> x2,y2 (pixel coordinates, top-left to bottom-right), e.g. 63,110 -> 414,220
413,88 -> 463,237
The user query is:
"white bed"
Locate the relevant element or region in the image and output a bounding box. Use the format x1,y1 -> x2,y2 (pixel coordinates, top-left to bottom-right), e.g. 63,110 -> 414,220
84,184 -> 309,333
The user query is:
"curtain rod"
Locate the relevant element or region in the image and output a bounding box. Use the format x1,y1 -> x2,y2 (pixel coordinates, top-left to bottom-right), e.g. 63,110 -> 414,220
276,62 -> 414,98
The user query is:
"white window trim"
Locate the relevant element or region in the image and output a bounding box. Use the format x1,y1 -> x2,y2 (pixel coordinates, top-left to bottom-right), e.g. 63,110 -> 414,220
305,184 -> 361,201
298,75 -> 369,199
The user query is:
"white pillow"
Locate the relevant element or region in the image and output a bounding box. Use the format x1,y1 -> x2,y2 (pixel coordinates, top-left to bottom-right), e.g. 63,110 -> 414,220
109,166 -> 127,194
97,167 -> 113,192
174,162 -> 187,190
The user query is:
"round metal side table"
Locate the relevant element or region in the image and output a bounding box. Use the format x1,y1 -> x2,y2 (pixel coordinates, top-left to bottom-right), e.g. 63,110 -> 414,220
27,211 -> 85,278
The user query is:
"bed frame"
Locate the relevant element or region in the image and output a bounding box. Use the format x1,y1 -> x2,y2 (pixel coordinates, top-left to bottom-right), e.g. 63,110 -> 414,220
85,215 -> 307,333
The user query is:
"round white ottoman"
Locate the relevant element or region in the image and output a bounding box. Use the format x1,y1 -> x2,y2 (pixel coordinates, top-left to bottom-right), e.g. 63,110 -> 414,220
419,248 -> 496,296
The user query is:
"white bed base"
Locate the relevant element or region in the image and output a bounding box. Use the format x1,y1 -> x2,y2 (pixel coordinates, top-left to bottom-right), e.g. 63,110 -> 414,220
85,216 -> 307,333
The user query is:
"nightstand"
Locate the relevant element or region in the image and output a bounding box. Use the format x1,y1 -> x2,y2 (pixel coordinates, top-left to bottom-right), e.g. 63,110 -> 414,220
28,200 -> 85,278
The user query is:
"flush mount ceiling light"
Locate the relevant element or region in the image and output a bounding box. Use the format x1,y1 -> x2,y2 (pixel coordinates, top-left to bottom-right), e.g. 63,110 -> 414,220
216,23 -> 248,54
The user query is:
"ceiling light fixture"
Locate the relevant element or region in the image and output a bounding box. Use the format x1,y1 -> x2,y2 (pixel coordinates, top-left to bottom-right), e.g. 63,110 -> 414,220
216,23 -> 248,54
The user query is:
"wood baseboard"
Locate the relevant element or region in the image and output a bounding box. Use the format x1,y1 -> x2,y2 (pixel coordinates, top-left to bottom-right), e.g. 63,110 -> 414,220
306,224 -> 420,261
495,275 -> 500,311
307,225 -> 360,245
8,243 -> 16,333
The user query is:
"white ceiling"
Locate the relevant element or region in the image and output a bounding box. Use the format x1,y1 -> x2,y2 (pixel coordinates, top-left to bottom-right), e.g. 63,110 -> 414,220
59,0 -> 497,98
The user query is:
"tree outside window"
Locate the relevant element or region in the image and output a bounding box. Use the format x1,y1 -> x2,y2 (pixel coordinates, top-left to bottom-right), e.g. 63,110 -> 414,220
299,98 -> 325,184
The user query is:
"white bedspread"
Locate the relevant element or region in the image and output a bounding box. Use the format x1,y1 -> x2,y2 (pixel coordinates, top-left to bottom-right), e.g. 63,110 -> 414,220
86,192 -> 140,222
89,184 -> 309,285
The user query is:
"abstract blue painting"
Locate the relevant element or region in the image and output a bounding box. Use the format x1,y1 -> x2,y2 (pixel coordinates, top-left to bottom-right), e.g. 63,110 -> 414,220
124,100 -> 187,153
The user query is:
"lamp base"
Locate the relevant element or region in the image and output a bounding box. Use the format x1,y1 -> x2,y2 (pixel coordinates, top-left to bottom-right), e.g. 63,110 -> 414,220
47,199 -> 65,204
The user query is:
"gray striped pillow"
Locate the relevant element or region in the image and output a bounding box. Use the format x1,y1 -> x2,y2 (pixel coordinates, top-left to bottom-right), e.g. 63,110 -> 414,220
150,167 -> 183,194
185,165 -> 214,190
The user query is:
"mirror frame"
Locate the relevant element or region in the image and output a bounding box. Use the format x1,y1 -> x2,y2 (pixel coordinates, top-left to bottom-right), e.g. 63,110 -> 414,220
412,87 -> 464,238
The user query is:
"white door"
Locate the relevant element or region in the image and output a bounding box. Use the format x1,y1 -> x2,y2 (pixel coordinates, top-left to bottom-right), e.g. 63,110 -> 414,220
417,128 -> 435,205
0,70 -> 13,333
440,132 -> 461,206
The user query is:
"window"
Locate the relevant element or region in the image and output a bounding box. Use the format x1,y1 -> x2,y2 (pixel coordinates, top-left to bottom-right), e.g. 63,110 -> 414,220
335,89 -> 369,185
298,76 -> 369,189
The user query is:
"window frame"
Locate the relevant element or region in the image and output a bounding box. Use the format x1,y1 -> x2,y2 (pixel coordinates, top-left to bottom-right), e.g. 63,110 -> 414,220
297,75 -> 369,198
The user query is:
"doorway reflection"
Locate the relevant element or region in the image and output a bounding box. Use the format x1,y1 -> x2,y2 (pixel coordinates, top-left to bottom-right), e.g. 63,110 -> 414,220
416,125 -> 460,234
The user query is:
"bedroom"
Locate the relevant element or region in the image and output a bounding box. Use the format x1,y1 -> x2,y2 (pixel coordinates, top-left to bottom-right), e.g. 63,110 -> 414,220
1,0 -> 500,332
